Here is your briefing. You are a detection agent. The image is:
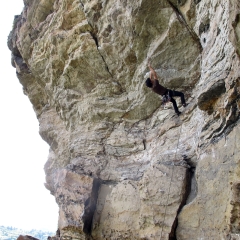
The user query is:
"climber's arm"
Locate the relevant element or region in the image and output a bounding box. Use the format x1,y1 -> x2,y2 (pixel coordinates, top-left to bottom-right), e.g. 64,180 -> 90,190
148,58 -> 158,81
148,63 -> 158,80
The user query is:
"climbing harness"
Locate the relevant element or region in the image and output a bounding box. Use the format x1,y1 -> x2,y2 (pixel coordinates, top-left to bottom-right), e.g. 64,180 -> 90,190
159,122 -> 183,239
162,91 -> 171,108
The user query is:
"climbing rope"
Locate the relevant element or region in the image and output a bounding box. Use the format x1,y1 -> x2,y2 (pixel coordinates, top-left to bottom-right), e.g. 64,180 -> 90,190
159,122 -> 183,239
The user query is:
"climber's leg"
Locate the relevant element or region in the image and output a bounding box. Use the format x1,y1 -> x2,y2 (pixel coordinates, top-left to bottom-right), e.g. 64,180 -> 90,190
169,90 -> 181,115
172,90 -> 186,107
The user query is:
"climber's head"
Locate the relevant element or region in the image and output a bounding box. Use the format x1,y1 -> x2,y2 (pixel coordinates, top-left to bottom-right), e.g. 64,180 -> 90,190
145,78 -> 153,88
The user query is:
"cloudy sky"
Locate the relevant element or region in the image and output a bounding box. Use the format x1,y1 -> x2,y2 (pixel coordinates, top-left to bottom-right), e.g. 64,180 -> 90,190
0,1 -> 58,232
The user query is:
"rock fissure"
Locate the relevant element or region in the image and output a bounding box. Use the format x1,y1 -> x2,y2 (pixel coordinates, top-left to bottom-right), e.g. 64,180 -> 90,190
82,178 -> 102,235
79,2 -> 114,81
88,29 -> 114,78
166,0 -> 202,51
169,162 -> 195,240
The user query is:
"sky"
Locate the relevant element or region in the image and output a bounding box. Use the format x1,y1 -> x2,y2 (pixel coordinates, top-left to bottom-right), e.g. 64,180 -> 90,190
0,1 -> 58,232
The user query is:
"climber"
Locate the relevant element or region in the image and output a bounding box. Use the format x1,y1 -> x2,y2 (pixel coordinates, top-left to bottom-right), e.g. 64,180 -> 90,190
145,61 -> 187,116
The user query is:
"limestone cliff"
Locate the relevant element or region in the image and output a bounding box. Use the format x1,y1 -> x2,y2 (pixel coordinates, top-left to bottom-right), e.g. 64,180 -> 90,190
8,0 -> 240,239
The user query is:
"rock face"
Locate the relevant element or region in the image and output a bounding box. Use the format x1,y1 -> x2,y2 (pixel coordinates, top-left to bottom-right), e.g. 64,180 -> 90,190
8,0 -> 240,239
17,235 -> 39,240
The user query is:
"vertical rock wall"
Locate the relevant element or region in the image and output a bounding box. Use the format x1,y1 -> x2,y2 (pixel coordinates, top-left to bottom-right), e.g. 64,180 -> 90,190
8,0 -> 240,239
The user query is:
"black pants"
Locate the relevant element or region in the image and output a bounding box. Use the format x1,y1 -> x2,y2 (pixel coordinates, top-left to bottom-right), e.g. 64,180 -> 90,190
168,90 -> 186,113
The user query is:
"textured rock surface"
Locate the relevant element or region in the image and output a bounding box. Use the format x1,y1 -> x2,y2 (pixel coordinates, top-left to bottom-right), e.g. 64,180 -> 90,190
8,0 -> 240,239
17,235 -> 39,240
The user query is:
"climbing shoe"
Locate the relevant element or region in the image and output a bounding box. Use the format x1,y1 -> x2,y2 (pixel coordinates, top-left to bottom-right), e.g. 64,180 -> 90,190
177,112 -> 181,116
183,103 -> 188,107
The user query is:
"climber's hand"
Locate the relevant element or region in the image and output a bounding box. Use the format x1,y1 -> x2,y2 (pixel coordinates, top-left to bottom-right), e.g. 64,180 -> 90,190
147,57 -> 151,67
